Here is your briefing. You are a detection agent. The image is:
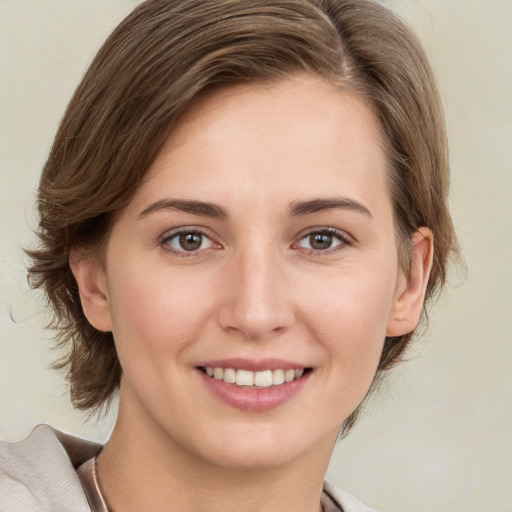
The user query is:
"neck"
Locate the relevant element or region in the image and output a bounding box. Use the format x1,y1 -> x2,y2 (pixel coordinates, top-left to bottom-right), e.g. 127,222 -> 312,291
97,398 -> 334,512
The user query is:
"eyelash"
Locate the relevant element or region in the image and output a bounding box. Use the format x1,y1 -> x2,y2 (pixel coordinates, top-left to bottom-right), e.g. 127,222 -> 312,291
160,227 -> 352,258
160,228 -> 220,258
293,227 -> 352,256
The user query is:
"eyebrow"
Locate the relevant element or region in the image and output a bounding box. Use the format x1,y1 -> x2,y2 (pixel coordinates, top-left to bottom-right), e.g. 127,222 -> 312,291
138,199 -> 228,219
138,196 -> 372,220
289,197 -> 372,218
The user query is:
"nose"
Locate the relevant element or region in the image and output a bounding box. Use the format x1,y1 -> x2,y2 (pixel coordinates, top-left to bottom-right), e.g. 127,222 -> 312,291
217,246 -> 295,341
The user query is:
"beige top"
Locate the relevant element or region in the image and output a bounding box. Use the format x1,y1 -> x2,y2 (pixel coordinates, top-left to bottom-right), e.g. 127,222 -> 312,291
0,424 -> 377,512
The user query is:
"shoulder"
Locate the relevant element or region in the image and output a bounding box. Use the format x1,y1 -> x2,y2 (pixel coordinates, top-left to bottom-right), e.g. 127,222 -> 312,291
0,424 -> 101,512
322,479 -> 379,512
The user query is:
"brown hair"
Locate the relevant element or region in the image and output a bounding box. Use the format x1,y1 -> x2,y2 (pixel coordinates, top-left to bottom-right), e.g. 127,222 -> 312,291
27,0 -> 459,431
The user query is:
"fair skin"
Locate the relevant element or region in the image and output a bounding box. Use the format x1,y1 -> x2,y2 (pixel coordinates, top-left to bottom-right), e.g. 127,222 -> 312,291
71,75 -> 433,512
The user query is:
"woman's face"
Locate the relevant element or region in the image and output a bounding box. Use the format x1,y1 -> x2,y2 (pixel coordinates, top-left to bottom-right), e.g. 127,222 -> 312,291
80,75 -> 421,470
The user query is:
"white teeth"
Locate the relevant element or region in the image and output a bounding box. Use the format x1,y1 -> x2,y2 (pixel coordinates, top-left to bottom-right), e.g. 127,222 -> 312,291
284,369 -> 295,383
236,369 -> 254,386
223,368 -> 236,384
204,366 -> 307,387
254,370 -> 272,388
272,369 -> 285,385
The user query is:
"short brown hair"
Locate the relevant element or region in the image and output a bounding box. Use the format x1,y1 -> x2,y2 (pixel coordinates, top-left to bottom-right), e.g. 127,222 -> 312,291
28,0 -> 459,430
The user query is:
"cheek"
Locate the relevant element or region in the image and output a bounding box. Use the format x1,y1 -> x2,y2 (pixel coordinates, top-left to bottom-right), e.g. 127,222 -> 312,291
106,263 -> 213,362
299,262 -> 397,379
303,260 -> 397,333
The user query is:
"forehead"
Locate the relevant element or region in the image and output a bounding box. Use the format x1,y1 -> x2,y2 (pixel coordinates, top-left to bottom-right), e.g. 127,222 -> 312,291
129,74 -> 389,218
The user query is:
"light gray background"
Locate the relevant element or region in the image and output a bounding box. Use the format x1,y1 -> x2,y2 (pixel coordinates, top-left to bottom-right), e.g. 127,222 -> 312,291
1,1 -> 511,511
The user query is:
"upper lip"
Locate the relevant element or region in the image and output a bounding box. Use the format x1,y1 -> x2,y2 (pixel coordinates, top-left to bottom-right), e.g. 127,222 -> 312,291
196,358 -> 309,372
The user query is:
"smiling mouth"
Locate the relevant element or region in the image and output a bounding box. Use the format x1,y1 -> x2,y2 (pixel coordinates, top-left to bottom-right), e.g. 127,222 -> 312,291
199,367 -> 313,388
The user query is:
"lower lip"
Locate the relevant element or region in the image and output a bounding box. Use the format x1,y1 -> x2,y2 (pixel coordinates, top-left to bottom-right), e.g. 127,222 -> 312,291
198,370 -> 311,412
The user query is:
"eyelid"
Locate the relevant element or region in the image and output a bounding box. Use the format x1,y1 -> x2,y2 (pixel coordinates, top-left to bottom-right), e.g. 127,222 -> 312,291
159,226 -> 222,257
292,226 -> 353,254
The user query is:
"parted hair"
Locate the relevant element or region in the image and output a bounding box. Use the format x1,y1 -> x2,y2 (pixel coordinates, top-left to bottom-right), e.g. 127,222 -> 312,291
28,0 -> 459,431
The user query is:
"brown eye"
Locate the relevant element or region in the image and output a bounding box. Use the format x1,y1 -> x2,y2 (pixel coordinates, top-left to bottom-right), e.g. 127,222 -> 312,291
163,229 -> 216,255
179,232 -> 203,251
296,229 -> 347,253
309,232 -> 333,250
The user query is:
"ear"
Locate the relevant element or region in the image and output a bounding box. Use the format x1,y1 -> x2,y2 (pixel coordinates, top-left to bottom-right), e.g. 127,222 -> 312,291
69,249 -> 112,332
386,227 -> 434,337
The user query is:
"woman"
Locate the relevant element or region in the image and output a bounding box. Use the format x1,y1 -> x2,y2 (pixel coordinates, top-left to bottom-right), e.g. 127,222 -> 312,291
0,0 -> 459,511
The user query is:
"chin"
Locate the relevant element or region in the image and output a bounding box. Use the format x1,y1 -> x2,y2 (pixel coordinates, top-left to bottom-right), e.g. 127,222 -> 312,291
203,444 -> 304,471
187,423 -> 336,472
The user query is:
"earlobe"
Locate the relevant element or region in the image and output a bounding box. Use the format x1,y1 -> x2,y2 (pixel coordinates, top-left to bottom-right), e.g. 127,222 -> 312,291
386,227 -> 434,337
69,249 -> 112,332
